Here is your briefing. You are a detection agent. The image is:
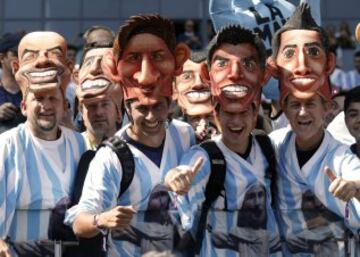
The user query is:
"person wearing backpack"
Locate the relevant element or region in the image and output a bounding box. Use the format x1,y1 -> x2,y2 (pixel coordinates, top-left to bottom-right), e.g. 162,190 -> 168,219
65,14 -> 196,257
163,25 -> 282,257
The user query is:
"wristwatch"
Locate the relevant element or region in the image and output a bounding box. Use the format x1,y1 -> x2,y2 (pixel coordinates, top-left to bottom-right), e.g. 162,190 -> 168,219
93,214 -> 107,235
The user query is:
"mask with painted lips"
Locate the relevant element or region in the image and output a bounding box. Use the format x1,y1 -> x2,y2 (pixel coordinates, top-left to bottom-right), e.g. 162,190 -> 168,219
23,66 -> 65,92
77,76 -> 123,117
120,76 -> 173,106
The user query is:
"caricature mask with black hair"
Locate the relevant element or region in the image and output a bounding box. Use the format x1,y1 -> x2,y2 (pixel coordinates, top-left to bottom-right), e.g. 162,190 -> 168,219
270,3 -> 336,105
206,25 -> 268,112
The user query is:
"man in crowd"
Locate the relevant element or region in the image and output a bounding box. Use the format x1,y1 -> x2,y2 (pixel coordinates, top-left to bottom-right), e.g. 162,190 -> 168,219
74,34 -> 122,149
166,25 -> 281,257
0,32 -> 25,134
65,14 -> 195,256
174,50 -> 217,142
0,31 -> 86,257
268,4 -> 360,256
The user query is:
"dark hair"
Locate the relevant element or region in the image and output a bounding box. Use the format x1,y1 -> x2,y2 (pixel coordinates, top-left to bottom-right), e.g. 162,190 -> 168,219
113,14 -> 176,61
272,3 -> 330,59
344,87 -> 360,113
354,51 -> 360,58
189,50 -> 207,63
79,40 -> 114,68
207,25 -> 267,70
83,26 -> 115,42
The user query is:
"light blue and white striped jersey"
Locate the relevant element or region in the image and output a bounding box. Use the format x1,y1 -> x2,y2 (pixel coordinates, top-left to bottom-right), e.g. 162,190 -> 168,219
347,70 -> 360,90
65,119 -> 195,257
0,123 -> 86,243
270,128 -> 360,257
176,135 -> 281,257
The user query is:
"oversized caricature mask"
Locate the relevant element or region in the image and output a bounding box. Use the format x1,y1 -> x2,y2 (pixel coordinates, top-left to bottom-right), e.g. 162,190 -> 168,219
76,47 -> 123,116
270,4 -> 335,105
102,14 -> 189,105
14,31 -> 71,95
175,52 -> 213,116
206,25 -> 267,112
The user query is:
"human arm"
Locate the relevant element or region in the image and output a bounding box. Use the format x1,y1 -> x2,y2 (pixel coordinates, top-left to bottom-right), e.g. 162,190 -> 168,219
72,206 -> 136,238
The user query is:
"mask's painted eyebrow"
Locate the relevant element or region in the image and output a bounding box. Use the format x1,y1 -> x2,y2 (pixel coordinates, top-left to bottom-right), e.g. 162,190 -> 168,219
21,49 -> 38,59
281,44 -> 296,52
21,46 -> 64,59
304,42 -> 322,48
212,55 -> 228,62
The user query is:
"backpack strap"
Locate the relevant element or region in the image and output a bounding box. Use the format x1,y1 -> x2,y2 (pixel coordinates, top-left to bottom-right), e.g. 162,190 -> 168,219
200,140 -> 227,209
101,135 -> 135,197
252,130 -> 277,205
193,140 -> 226,253
72,150 -> 97,204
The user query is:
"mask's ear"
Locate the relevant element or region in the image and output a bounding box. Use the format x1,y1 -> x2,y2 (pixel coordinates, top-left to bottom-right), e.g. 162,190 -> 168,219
11,59 -> 20,75
102,49 -> 121,82
172,82 -> 179,101
20,100 -> 27,117
325,52 -> 336,75
200,62 -> 211,86
261,63 -> 273,86
266,56 -> 279,79
174,43 -> 190,76
72,68 -> 80,85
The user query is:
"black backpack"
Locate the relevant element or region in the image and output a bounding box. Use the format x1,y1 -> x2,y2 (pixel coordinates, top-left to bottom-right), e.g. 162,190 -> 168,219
48,135 -> 135,257
193,131 -> 277,253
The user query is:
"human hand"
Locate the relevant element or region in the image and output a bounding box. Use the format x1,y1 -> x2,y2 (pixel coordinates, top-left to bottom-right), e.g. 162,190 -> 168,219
0,103 -> 18,121
0,239 -> 11,257
325,166 -> 359,202
98,206 -> 136,230
164,157 -> 204,195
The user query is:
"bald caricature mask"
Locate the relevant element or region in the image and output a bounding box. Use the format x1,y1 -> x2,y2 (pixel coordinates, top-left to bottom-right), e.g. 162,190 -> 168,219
13,31 -> 71,95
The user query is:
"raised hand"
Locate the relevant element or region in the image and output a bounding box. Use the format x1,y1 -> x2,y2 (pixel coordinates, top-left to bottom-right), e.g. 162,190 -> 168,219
325,166 -> 360,202
164,157 -> 204,195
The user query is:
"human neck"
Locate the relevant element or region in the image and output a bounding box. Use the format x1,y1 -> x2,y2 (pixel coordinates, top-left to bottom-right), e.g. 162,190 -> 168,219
223,135 -> 250,155
127,126 -> 165,148
27,122 -> 60,141
296,129 -> 324,151
1,71 -> 19,94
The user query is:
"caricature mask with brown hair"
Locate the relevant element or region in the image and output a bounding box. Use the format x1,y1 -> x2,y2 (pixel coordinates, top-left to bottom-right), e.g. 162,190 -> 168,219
102,14 -> 189,105
13,31 -> 71,95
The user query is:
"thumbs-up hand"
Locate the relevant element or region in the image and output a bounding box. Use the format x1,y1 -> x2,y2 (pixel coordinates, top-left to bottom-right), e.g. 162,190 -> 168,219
325,166 -> 359,202
164,157 -> 204,195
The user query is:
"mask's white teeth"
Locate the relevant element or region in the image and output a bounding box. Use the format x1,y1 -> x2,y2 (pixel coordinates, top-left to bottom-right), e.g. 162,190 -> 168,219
82,79 -> 110,90
29,70 -> 57,77
222,85 -> 248,98
186,91 -> 211,99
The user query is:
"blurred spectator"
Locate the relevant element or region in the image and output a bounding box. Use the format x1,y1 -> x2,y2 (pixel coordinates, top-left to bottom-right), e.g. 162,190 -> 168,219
0,32 -> 25,134
83,25 -> 115,45
177,19 -> 202,50
346,50 -> 360,89
329,48 -> 348,90
326,24 -> 339,51
336,21 -> 356,49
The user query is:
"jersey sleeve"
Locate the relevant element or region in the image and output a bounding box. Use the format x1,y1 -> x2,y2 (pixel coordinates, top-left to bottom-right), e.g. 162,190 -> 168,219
65,146 -> 123,225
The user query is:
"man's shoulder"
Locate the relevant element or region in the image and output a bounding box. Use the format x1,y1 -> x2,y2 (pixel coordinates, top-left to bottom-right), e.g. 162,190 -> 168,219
269,126 -> 292,146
